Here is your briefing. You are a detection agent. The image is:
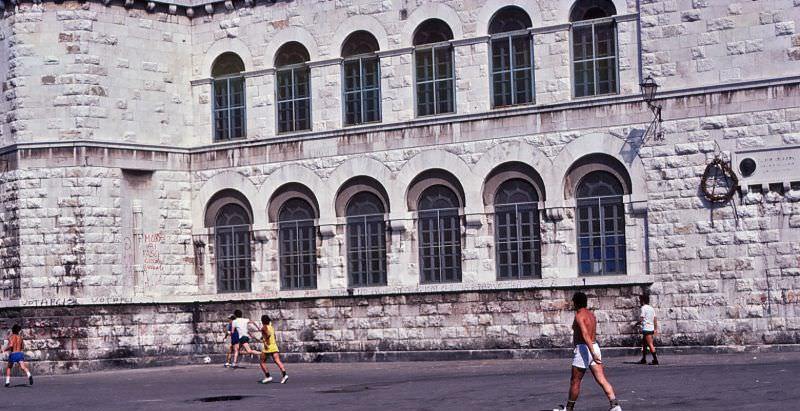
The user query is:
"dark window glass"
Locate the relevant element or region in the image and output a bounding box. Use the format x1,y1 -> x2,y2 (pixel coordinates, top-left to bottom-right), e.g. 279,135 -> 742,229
489,7 -> 534,107
346,192 -> 387,287
414,19 -> 455,116
576,171 -> 626,276
278,198 -> 317,289
276,43 -> 311,133
571,0 -> 618,98
215,204 -> 251,293
417,185 -> 461,283
343,57 -> 381,125
494,179 -> 541,279
212,53 -> 246,141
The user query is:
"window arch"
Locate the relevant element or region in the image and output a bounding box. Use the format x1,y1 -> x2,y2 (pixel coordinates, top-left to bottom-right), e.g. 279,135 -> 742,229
212,52 -> 246,141
576,171 -> 626,276
570,0 -> 618,97
275,42 -> 311,133
277,197 -> 317,290
345,192 -> 387,286
493,179 -> 541,279
489,6 -> 534,107
413,19 -> 455,116
342,31 -> 381,126
214,203 -> 252,293
416,183 -> 462,284
337,177 -> 389,287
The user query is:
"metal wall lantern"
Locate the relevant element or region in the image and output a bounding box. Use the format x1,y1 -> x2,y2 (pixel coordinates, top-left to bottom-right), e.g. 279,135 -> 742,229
640,75 -> 664,142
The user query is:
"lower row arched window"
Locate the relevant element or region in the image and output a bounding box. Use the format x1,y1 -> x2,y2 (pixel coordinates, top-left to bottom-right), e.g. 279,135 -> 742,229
215,203 -> 252,292
278,198 -> 317,289
494,179 -> 541,279
346,192 -> 387,286
417,185 -> 462,283
576,171 -> 626,275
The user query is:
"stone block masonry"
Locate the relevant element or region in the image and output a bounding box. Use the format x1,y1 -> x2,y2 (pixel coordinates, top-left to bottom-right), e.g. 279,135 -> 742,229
1,285 -> 658,373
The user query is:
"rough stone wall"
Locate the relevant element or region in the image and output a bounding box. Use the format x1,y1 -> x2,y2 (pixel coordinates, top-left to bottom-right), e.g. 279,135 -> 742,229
10,161 -> 195,302
641,0 -> 800,88
0,285 -> 646,372
0,171 -> 21,301
4,2 -> 193,146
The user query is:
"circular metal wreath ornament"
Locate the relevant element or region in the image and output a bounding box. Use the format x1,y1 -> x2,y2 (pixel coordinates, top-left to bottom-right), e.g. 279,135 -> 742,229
700,157 -> 739,203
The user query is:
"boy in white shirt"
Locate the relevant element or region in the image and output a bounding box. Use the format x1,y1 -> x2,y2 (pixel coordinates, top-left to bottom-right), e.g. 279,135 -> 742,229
230,309 -> 260,368
637,294 -> 659,365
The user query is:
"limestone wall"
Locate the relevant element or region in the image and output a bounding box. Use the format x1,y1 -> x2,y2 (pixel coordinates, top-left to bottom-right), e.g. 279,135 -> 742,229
1,285 -> 648,373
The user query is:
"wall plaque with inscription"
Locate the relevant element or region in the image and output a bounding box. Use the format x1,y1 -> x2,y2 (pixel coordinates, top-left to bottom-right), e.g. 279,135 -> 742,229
733,145 -> 800,192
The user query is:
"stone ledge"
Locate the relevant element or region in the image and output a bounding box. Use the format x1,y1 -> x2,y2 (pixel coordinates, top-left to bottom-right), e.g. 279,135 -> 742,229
23,344 -> 800,375
1,275 -> 652,308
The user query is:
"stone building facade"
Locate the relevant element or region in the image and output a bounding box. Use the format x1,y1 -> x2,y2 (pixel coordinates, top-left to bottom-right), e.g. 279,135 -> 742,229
0,0 -> 799,370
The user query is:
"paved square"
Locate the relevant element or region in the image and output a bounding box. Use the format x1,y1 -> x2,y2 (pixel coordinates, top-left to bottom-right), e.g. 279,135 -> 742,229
3,352 -> 799,410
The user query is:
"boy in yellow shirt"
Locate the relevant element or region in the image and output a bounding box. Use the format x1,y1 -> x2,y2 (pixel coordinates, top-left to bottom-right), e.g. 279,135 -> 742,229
258,315 -> 288,384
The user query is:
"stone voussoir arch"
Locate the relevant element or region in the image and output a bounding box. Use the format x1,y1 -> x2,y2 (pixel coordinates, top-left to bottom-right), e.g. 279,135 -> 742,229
192,170 -> 263,232
327,156 -> 396,216
264,27 -> 320,68
562,0 -> 629,22
475,1 -> 542,33
199,38 -> 255,78
401,3 -> 465,47
260,163 -> 331,222
552,132 -> 647,205
332,15 -> 390,55
473,140 -> 554,202
395,149 -> 478,214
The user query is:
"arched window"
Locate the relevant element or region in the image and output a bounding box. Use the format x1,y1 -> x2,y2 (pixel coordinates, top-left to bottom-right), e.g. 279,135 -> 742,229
212,53 -> 246,141
346,192 -> 387,286
342,31 -> 381,126
489,7 -> 534,107
413,19 -> 455,116
278,198 -> 317,289
570,0 -> 618,97
417,185 -> 462,283
576,171 -> 626,275
494,179 -> 541,279
275,42 -> 311,133
215,203 -> 252,292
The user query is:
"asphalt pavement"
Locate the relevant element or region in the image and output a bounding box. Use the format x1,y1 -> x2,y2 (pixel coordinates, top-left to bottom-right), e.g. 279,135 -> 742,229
2,352 -> 799,410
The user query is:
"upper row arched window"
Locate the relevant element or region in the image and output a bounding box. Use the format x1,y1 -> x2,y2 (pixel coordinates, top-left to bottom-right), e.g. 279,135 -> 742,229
276,42 -> 312,133
489,6 -> 534,107
413,19 -> 455,117
208,0 -> 619,139
342,31 -> 381,126
212,53 -> 246,142
571,0 -> 618,97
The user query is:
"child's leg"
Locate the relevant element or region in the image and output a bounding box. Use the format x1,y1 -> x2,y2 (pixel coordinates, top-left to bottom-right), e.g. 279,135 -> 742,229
18,361 -> 30,375
232,344 -> 240,365
271,353 -> 286,373
5,362 -> 11,385
259,353 -> 269,376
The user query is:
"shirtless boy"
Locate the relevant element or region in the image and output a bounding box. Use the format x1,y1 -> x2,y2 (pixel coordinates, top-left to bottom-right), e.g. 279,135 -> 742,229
562,292 -> 621,411
3,324 -> 33,388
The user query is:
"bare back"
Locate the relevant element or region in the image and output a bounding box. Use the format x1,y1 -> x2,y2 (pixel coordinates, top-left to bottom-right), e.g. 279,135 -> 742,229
572,308 -> 597,345
8,334 -> 23,352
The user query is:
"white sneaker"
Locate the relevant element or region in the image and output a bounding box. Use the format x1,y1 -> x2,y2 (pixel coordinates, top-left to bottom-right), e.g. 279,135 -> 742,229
610,406 -> 622,411
260,377 -> 273,384
280,374 -> 289,384
223,363 -> 230,368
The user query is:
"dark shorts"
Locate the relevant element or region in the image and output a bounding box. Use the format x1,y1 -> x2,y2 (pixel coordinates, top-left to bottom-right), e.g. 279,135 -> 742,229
8,352 -> 24,364
230,330 -> 240,345
642,330 -> 655,336
238,336 -> 250,345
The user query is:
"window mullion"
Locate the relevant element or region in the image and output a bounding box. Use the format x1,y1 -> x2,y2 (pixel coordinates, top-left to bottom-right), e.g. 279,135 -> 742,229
592,23 -> 598,96
508,36 -> 515,106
